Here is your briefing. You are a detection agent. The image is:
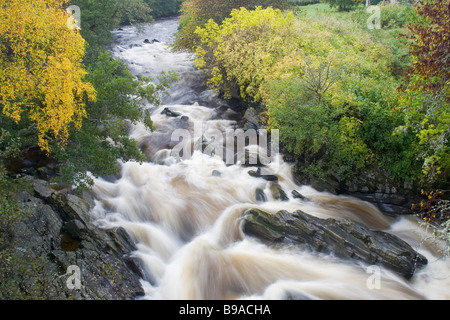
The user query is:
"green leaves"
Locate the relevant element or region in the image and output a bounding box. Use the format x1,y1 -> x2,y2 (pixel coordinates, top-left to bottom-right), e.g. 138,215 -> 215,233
174,0 -> 289,50
194,6 -> 418,183
144,0 -> 181,18
194,7 -> 297,101
396,0 -> 450,186
69,0 -> 155,66
54,52 -> 179,189
322,0 -> 360,11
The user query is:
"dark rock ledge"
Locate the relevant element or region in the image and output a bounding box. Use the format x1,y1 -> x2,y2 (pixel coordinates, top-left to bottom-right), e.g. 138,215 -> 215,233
291,164 -> 419,216
242,208 -> 427,279
8,176 -> 145,300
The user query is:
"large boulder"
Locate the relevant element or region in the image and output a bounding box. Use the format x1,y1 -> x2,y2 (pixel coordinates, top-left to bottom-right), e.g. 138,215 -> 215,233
242,208 -> 427,279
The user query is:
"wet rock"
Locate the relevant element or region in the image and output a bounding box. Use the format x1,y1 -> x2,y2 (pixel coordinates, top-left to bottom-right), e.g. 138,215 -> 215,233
194,135 -> 216,156
351,192 -> 412,215
292,163 -> 420,215
291,190 -> 306,200
239,150 -> 265,167
292,166 -> 340,195
269,182 -> 289,202
242,208 -> 427,279
284,291 -> 313,300
50,191 -> 93,225
248,168 -> 278,181
29,178 -> 54,198
5,146 -> 58,180
212,170 -> 222,177
63,219 -> 86,240
255,188 -> 267,203
144,38 -> 160,44
161,107 -> 181,117
7,177 -> 144,300
248,169 -> 259,178
243,107 -> 263,131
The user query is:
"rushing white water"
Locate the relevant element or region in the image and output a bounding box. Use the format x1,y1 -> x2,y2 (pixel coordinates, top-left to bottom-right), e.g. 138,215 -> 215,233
91,17 -> 450,300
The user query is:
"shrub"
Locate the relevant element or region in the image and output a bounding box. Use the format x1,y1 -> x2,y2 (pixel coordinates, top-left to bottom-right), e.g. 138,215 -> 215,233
195,8 -> 417,182
322,0 -> 362,11
413,190 -> 450,257
379,2 -> 420,28
349,3 -> 420,29
194,6 -> 297,101
53,52 -> 179,188
174,0 -> 289,50
395,0 -> 450,187
287,0 -> 321,6
145,0 -> 182,17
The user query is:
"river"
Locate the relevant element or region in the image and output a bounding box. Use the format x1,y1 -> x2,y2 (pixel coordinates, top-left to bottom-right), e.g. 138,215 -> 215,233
90,17 -> 450,300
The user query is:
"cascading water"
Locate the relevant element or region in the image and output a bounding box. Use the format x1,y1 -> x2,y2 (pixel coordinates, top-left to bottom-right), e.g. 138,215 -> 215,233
90,18 -> 450,300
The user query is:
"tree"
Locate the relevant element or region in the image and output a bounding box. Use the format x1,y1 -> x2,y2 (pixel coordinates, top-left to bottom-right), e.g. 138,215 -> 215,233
195,7 -> 413,181
114,0 -> 153,25
0,0 -> 96,154
194,7 -> 297,101
54,52 -> 179,188
69,0 -> 153,66
264,15 -> 408,181
145,0 -> 182,17
397,0 -> 450,186
406,0 -> 449,96
174,0 -> 289,49
323,0 -> 362,11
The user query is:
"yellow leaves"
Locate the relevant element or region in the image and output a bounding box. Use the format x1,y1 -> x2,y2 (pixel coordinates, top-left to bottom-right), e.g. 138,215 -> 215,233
206,67 -> 224,94
0,0 -> 95,153
194,7 -> 298,102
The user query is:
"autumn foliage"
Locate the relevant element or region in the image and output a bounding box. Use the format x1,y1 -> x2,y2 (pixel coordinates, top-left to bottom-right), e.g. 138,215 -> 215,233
194,7 -> 298,101
413,190 -> 450,225
175,0 -> 289,49
397,0 -> 450,186
406,0 -> 450,96
0,0 -> 96,153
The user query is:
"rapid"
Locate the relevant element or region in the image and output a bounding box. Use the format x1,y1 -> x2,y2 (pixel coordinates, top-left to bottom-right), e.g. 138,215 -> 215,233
90,18 -> 450,300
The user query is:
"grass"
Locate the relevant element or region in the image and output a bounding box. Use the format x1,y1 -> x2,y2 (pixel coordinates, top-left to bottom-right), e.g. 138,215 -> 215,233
292,2 -> 367,18
296,3 -> 336,15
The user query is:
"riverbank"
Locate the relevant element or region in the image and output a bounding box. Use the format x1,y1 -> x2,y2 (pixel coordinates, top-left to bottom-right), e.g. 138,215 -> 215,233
1,13 -> 449,300
0,175 -> 144,299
